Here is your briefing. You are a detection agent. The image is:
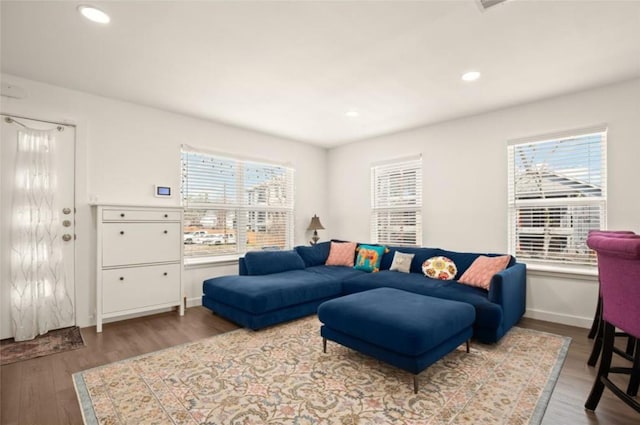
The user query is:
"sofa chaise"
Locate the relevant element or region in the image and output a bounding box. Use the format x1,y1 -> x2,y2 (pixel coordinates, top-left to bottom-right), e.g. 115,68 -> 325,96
201,241 -> 526,343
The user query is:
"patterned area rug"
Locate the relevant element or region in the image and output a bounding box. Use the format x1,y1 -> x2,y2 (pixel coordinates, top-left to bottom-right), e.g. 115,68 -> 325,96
73,317 -> 570,425
1,326 -> 85,365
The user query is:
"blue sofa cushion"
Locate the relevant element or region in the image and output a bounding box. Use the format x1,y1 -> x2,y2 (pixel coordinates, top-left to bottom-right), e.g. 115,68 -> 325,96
304,265 -> 367,281
244,250 -> 305,275
341,270 -> 502,329
295,241 -> 331,267
203,270 -> 340,314
318,288 -> 476,356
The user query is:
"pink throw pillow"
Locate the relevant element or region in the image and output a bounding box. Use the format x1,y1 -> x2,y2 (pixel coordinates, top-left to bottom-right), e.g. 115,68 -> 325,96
458,255 -> 511,290
325,241 -> 357,267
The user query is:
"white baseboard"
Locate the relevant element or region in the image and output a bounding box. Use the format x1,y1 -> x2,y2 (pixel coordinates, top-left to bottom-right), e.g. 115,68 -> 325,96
82,298 -> 203,328
100,306 -> 178,325
186,296 -> 202,308
524,308 -> 592,329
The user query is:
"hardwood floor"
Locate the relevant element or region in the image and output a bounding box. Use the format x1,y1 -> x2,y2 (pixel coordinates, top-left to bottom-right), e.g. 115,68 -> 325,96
519,317 -> 639,425
0,307 -> 238,425
1,309 -> 638,424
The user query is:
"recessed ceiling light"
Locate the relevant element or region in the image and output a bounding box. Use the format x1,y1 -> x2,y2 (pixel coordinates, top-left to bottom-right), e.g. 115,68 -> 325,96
461,71 -> 481,82
77,5 -> 110,24
345,110 -> 359,118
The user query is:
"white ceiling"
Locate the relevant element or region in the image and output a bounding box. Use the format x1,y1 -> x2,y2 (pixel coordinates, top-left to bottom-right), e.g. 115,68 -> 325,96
2,1 -> 640,147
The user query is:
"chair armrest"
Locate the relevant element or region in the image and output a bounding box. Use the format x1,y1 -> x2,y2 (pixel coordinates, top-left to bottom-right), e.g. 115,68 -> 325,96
488,262 -> 527,330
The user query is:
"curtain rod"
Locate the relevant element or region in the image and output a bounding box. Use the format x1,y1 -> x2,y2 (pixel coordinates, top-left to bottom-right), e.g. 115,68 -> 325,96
3,115 -> 66,132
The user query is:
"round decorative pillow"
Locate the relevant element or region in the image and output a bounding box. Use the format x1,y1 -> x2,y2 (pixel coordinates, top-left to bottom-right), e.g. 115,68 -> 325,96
422,256 -> 457,280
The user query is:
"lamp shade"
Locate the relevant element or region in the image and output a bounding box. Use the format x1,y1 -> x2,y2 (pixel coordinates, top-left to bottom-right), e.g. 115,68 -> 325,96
307,215 -> 325,231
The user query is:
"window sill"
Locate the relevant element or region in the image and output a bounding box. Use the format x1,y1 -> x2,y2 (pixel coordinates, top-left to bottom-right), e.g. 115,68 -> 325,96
184,254 -> 240,268
524,262 -> 598,280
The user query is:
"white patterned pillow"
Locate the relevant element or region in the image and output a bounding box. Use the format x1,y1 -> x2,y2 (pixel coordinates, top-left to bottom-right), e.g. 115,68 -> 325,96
422,256 -> 457,280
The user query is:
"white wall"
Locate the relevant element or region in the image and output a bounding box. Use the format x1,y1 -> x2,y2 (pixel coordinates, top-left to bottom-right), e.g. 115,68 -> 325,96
1,73 -> 329,328
327,78 -> 640,328
3,73 -> 639,331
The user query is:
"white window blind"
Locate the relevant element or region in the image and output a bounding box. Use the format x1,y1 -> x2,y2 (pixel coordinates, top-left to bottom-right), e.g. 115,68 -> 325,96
371,156 -> 422,246
507,128 -> 607,266
181,148 -> 294,259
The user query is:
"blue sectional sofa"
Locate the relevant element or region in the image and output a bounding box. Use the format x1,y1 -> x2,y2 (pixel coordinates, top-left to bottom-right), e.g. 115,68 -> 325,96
202,242 -> 527,343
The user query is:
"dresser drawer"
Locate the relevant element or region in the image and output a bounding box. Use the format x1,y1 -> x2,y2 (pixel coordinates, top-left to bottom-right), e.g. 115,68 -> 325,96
102,209 -> 181,222
102,264 -> 181,314
102,222 -> 181,266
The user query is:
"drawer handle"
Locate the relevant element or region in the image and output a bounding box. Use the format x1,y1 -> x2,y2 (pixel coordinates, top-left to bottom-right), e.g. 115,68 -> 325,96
120,213 -> 125,217
164,230 -> 168,234
120,231 -> 125,235
163,272 -> 168,276
119,277 -> 124,281
164,214 -> 168,218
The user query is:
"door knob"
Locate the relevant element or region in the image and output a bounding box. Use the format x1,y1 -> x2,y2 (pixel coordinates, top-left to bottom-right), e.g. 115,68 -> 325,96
62,220 -> 71,227
62,234 -> 72,242
62,208 -> 71,215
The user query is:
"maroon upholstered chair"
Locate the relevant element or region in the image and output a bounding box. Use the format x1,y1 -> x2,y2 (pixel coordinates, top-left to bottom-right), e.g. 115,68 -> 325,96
585,234 -> 640,414
588,230 -> 637,338
587,230 -> 638,366
588,231 -> 637,337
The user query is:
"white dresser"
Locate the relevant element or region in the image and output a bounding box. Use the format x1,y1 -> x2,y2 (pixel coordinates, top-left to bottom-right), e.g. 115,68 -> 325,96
95,204 -> 184,332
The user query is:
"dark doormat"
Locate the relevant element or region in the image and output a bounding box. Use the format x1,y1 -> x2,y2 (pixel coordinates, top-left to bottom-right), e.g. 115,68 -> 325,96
1,326 -> 85,366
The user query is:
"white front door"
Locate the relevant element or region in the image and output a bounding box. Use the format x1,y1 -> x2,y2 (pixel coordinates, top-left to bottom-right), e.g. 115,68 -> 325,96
1,115 -> 76,340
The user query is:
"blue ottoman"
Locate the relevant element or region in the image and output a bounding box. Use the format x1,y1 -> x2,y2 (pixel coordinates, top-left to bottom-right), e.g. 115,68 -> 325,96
317,287 -> 476,393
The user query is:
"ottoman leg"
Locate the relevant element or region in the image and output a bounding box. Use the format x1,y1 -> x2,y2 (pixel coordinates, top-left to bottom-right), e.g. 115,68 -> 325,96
466,340 -> 470,353
413,375 -> 419,394
323,337 -> 327,353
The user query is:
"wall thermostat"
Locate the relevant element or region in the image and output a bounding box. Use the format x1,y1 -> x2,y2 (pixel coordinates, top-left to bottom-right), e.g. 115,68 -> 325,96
154,185 -> 172,197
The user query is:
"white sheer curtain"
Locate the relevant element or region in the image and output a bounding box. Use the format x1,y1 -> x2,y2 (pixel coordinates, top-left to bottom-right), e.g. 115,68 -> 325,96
10,129 -> 73,341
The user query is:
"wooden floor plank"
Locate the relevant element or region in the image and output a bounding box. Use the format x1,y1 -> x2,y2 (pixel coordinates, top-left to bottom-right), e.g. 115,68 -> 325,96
519,317 -> 639,425
0,361 -> 22,425
1,308 -> 638,424
18,355 -> 58,424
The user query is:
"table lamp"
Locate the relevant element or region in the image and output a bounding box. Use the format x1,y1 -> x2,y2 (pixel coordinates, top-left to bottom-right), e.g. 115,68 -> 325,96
307,214 -> 325,245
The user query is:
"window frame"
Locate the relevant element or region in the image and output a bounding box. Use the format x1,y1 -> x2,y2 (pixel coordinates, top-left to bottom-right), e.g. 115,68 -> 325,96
371,155 -> 423,247
181,146 -> 294,264
507,126 -> 607,268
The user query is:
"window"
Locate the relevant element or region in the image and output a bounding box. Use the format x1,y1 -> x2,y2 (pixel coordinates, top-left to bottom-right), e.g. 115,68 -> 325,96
371,156 -> 422,246
507,127 -> 607,267
181,146 -> 294,261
